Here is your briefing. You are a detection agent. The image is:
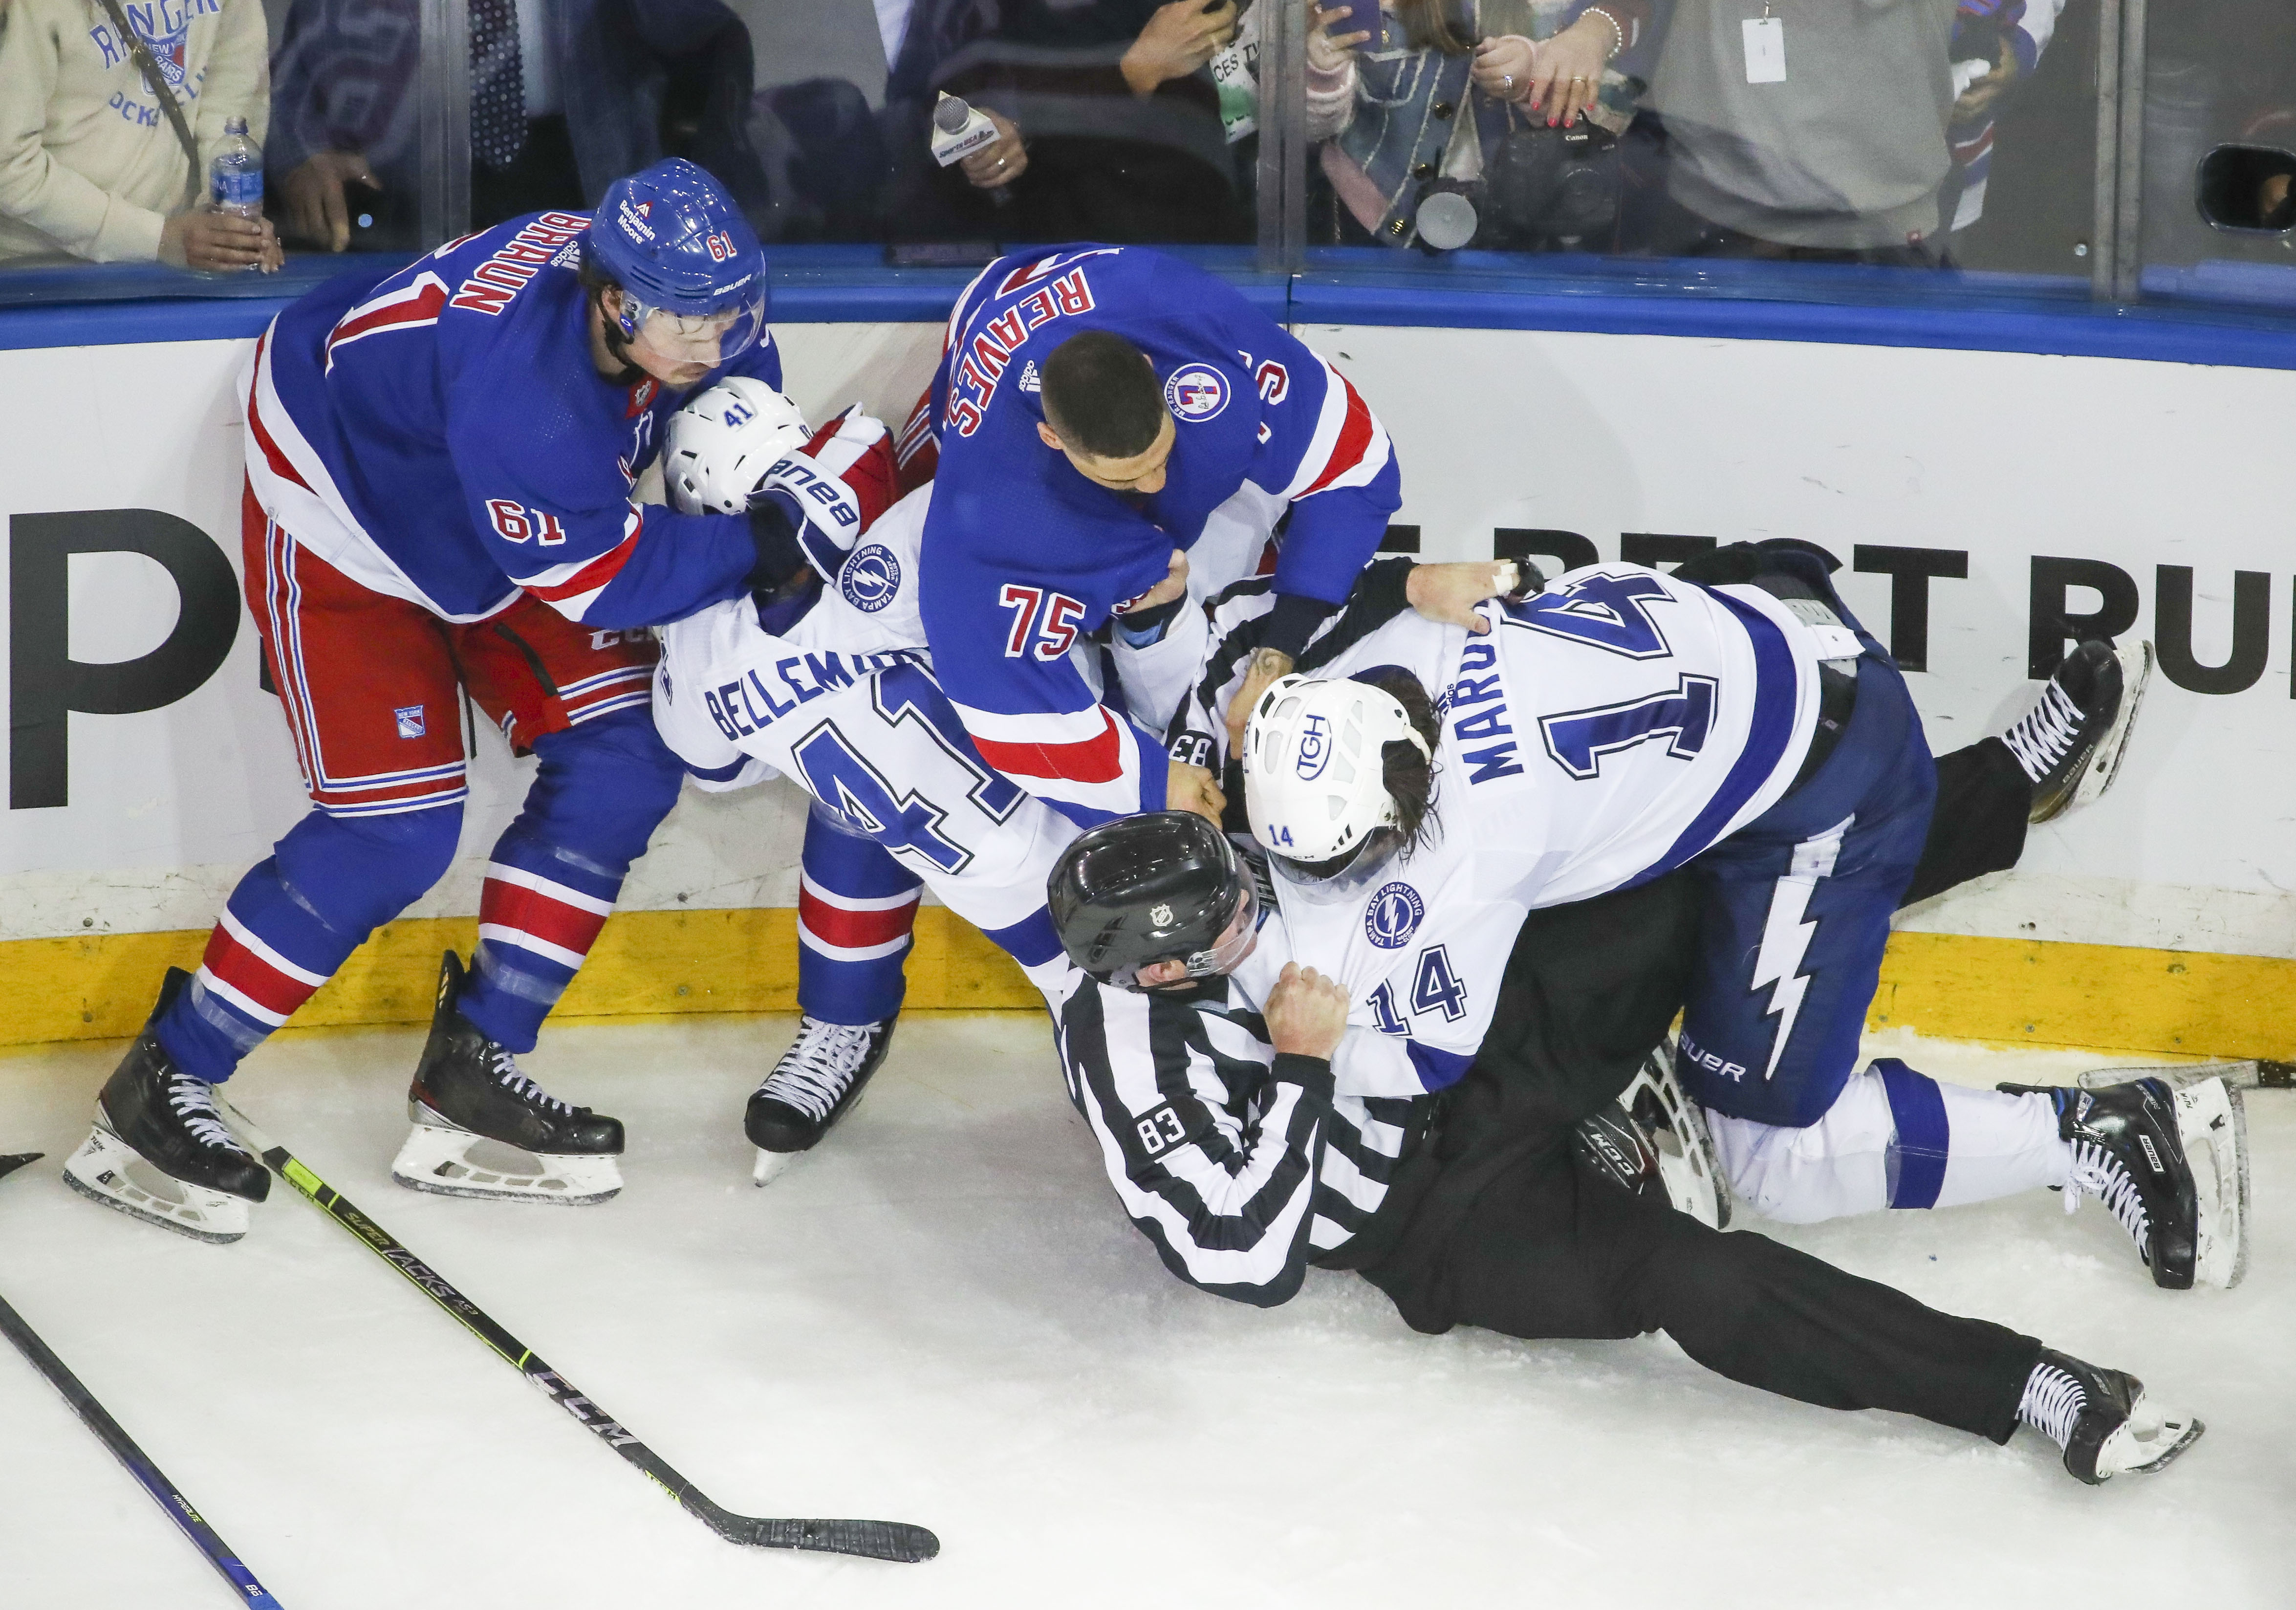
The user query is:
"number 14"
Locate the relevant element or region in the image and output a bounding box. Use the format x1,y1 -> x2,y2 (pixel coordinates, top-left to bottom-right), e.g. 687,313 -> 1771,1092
1369,944 -> 1467,1035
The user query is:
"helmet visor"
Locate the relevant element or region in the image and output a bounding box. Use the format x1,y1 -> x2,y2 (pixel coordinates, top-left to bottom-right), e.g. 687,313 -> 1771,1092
628,293 -> 767,369
1268,825 -> 1406,906
1109,875 -> 1260,991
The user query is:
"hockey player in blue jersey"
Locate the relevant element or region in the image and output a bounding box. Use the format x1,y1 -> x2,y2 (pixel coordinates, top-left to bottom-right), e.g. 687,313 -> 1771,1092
64,159 -> 894,1242
1197,540 -> 2245,1293
756,244 -> 1402,1175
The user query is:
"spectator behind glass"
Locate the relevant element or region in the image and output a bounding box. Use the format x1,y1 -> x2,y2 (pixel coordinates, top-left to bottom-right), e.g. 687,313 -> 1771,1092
1631,0 -> 1962,264
852,0 -> 1249,243
268,0 -> 767,251
1938,0 -> 2066,236
1305,0 -> 1655,251
0,0 -> 281,270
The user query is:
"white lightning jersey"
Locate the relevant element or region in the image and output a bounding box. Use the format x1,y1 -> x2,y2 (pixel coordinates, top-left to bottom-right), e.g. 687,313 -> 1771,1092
1176,563 -> 1838,1097
651,485 -> 1202,960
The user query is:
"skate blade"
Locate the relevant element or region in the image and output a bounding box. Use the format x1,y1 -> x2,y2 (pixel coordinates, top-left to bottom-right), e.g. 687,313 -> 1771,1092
61,1128 -> 249,1244
753,1147 -> 800,1188
2174,1077 -> 2250,1290
2095,1396 -> 2205,1481
390,1124 -> 622,1205
2079,1060 -> 2260,1092
1623,1046 -> 1730,1230
2068,640 -> 2153,813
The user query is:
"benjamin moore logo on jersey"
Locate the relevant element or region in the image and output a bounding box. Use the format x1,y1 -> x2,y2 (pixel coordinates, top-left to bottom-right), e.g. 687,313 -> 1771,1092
1364,883 -> 1425,949
1294,712 -> 1333,780
840,545 -> 902,613
1164,366 -> 1228,422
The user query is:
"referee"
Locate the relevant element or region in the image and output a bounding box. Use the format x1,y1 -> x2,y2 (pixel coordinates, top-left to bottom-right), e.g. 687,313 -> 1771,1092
1044,812 -> 2203,1487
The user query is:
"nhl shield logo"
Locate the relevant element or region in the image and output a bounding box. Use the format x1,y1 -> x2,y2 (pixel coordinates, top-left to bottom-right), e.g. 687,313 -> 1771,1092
1363,883 -> 1424,950
839,544 -> 903,613
1163,365 -> 1229,422
1149,903 -> 1175,927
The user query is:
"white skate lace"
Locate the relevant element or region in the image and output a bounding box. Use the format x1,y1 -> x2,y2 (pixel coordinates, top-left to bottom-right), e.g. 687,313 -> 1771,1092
757,1019 -> 878,1123
2064,1138 -> 2152,1254
487,1046 -> 574,1115
164,1073 -> 248,1156
2018,1359 -> 2088,1449
2002,681 -> 2086,784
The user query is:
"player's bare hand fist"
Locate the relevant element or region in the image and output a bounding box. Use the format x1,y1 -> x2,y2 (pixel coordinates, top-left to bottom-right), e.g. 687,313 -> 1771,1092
1266,962 -> 1350,1060
161,208 -> 282,273
1168,761 -> 1226,826
1406,560 -> 1520,634
1124,0 -> 1238,97
1226,645 -> 1295,752
281,150 -> 378,252
1122,548 -> 1190,614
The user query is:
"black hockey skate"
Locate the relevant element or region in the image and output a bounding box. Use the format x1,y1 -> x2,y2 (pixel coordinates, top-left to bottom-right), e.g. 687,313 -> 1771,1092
746,1016 -> 897,1185
2000,1075 -> 2231,1289
393,952 -> 625,1204
62,967 -> 270,1244
2004,638 -> 2152,823
1622,1043 -> 1730,1228
2019,1348 -> 2203,1484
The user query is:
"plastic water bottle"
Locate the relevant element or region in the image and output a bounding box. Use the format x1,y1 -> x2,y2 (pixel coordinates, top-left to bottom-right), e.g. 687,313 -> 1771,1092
208,116 -> 263,219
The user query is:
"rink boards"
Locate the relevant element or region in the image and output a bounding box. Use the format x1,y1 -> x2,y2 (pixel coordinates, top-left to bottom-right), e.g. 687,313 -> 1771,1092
0,317 -> 2291,1058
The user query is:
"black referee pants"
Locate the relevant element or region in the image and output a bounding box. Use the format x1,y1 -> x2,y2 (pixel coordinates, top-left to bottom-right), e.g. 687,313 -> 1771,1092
1343,736 -> 2042,1444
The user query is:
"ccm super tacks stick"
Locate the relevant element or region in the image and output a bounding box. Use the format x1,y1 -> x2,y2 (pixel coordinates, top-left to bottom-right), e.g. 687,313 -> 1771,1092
213,1103 -> 938,1563
0,1153 -> 287,1607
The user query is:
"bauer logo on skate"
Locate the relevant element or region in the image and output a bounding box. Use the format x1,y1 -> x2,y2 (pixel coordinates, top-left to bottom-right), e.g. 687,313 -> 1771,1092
1163,366 -> 1229,422
1365,883 -> 1425,949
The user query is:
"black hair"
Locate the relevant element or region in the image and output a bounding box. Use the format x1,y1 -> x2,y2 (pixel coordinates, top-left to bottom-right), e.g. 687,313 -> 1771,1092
1041,331 -> 1167,460
578,252 -> 645,387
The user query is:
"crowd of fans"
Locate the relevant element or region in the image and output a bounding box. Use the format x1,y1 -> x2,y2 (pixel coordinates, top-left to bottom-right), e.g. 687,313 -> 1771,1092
0,0 -> 2286,276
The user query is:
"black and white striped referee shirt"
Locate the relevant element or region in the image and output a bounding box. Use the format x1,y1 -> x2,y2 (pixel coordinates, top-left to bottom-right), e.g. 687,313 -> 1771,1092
1053,968 -> 1424,1306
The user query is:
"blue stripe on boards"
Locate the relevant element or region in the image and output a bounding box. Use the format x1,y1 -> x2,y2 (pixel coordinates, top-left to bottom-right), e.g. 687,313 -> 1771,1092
1875,1058 -> 1951,1210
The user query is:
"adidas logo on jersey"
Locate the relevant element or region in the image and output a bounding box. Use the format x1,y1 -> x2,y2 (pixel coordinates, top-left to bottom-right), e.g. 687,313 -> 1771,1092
1018,360 -> 1041,393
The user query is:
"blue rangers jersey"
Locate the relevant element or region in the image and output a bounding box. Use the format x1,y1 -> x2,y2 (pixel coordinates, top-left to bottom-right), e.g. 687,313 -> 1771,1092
246,210 -> 783,630
915,244 -> 1400,830
1174,564 -> 1847,1098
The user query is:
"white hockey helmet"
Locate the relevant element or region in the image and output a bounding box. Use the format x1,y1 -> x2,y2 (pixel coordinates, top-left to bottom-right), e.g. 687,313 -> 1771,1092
663,375 -> 810,515
1243,673 -> 1431,898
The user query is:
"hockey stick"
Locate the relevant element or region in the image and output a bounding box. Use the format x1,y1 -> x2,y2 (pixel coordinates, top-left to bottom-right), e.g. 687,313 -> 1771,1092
0,1154 -> 287,1607
210,1104 -> 939,1564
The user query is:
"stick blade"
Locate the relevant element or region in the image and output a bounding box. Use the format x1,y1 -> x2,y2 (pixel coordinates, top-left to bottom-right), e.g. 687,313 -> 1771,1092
0,1153 -> 44,1185
702,1507 -> 940,1563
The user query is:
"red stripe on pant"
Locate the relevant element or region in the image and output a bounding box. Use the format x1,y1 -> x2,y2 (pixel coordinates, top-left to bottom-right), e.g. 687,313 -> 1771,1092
201,925 -> 323,1022
480,879 -> 610,957
797,887 -> 920,951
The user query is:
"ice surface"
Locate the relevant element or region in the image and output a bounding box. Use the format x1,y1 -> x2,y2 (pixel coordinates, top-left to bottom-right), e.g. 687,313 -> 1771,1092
1,1017 -> 2288,1608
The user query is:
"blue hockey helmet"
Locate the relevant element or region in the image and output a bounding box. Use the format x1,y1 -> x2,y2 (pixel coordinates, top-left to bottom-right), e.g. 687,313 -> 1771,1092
584,158 -> 768,366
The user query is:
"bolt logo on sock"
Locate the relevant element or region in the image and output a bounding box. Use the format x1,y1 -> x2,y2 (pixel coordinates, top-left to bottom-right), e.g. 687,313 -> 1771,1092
1364,883 -> 1425,949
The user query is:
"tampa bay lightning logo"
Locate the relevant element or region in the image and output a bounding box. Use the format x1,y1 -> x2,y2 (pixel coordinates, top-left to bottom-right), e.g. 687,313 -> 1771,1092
1163,365 -> 1229,422
840,544 -> 902,613
1364,883 -> 1425,950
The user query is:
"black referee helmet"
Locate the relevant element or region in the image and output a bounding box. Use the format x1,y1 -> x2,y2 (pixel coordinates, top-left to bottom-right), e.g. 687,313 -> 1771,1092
1047,812 -> 1259,990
